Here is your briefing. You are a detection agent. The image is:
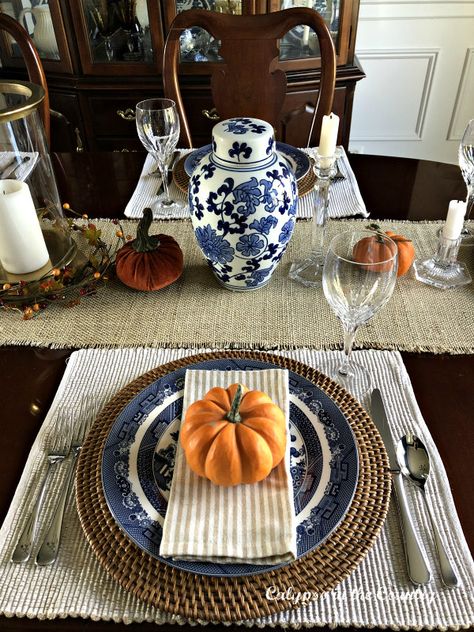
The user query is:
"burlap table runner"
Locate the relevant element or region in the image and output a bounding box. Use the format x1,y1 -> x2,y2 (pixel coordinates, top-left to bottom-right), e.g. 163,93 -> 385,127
0,219 -> 473,353
1,348 -> 473,629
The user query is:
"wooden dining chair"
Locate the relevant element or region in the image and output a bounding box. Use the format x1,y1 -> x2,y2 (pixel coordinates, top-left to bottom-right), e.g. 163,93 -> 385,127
0,12 -> 50,145
163,7 -> 336,148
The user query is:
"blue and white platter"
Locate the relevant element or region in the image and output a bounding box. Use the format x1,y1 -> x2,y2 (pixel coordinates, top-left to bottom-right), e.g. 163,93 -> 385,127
184,141 -> 311,181
102,357 -> 359,577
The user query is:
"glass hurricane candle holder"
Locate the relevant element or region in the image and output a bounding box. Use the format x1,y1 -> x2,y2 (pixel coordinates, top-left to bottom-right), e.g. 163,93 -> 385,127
0,80 -> 76,283
289,148 -> 340,287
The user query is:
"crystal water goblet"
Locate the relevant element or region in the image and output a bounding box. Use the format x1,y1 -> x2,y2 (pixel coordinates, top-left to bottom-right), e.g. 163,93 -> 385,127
322,229 -> 398,400
459,118 -> 474,244
136,98 -> 184,215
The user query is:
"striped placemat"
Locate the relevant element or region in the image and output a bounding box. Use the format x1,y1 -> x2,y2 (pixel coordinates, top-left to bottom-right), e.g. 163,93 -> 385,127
124,147 -> 368,220
0,151 -> 39,181
0,347 -> 472,628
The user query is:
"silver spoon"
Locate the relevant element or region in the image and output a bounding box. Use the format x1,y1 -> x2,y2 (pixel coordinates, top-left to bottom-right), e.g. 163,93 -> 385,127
397,433 -> 458,587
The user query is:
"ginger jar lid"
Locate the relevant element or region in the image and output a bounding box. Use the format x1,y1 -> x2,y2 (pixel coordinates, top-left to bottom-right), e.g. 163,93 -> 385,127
212,117 -> 275,165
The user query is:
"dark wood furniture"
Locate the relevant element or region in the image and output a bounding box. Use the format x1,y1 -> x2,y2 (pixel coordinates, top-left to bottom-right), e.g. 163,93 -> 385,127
164,8 -> 336,147
0,12 -> 50,143
0,152 -> 472,632
0,1 -> 364,152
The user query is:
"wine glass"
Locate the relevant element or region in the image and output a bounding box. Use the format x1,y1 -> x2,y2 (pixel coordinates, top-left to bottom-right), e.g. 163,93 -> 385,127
135,98 -> 184,215
89,7 -> 116,61
459,118 -> 474,244
322,229 -> 398,400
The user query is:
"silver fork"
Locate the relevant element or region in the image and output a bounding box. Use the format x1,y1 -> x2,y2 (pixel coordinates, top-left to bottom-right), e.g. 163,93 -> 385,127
35,407 -> 92,566
11,413 -> 71,563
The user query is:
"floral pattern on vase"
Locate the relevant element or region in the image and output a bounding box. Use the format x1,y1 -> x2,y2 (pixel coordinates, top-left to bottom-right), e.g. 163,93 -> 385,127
189,117 -> 297,291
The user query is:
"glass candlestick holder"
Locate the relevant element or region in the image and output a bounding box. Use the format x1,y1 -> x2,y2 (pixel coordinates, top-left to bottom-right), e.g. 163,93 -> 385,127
289,149 -> 339,287
413,233 -> 472,289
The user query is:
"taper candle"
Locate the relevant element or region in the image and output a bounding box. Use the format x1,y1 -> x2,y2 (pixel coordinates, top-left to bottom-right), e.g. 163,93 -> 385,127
443,200 -> 466,240
319,112 -> 339,158
0,180 -> 49,274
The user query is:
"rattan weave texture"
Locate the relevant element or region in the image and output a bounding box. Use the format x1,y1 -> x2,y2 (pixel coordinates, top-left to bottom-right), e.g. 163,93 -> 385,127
76,350 -> 391,623
172,155 -> 317,198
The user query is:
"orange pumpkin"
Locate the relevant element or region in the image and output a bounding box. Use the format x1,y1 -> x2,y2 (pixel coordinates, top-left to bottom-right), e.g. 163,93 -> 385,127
352,232 -> 398,274
180,383 -> 287,486
116,208 -> 183,291
385,230 -> 416,277
353,224 -> 415,277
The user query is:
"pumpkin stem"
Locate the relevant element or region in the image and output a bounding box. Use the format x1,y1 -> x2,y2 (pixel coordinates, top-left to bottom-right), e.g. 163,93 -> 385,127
366,223 -> 385,244
226,384 -> 244,423
367,223 -> 381,232
133,208 -> 161,253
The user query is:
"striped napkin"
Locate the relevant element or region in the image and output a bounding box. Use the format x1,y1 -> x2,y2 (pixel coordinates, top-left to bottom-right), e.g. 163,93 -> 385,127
159,367 -> 297,565
124,147 -> 368,220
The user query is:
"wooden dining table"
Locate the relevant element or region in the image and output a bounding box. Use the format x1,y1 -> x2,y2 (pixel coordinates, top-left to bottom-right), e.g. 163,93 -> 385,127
0,151 -> 472,632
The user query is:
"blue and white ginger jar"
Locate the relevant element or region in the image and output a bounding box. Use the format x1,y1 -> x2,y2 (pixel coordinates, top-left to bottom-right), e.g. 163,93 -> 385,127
188,117 -> 297,291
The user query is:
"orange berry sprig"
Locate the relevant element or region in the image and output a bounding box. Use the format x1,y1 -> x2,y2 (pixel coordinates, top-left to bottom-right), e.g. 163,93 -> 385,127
0,204 -> 125,318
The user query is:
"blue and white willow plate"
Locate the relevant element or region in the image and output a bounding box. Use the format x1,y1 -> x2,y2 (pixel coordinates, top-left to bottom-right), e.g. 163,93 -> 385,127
184,142 -> 311,181
102,358 -> 359,578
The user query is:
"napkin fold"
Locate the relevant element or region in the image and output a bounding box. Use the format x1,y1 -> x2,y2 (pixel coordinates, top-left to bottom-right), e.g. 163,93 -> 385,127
159,368 -> 297,565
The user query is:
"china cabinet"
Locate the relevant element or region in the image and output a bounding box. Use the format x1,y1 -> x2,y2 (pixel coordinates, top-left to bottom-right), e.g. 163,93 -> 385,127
0,1 -> 364,151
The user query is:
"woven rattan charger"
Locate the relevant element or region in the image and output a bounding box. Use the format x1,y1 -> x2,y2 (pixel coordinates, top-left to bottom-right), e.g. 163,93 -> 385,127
173,155 -> 317,198
76,350 -> 391,623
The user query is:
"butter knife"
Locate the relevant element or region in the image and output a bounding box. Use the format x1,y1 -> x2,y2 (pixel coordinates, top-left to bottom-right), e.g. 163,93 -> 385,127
371,389 -> 431,585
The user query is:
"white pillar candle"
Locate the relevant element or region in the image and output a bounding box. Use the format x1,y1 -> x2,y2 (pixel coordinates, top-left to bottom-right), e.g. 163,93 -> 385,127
319,112 -> 339,158
442,199 -> 466,240
0,180 -> 49,274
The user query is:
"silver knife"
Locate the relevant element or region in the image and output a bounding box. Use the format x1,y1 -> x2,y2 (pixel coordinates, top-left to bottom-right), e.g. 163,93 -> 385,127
371,388 -> 431,585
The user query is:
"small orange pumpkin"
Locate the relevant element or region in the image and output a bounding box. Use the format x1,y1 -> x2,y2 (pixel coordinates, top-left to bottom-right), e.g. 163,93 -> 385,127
353,224 -> 415,277
115,208 -> 183,291
385,230 -> 416,277
352,232 -> 398,274
180,383 -> 287,486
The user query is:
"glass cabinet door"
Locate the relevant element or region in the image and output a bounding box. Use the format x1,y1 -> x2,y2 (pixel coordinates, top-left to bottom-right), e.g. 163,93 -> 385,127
69,1 -> 164,75
174,1 -> 242,14
268,0 -> 352,65
0,0 -> 73,74
162,0 -> 352,69
163,0 -> 254,65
